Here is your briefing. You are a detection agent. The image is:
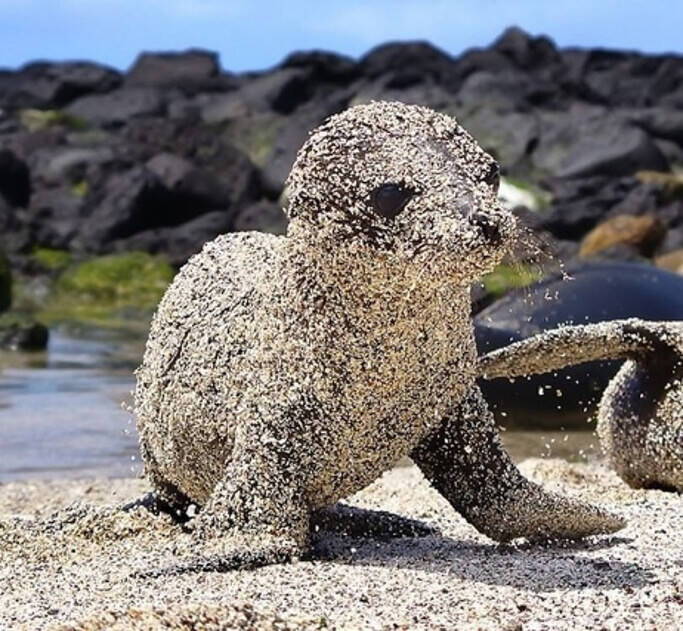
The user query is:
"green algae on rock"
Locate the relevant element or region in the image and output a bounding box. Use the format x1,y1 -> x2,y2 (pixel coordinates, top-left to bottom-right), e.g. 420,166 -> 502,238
41,252 -> 175,328
31,247 -> 72,272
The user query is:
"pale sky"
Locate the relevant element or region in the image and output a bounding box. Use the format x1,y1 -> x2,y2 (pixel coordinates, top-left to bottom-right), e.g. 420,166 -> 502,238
1,0 -> 681,72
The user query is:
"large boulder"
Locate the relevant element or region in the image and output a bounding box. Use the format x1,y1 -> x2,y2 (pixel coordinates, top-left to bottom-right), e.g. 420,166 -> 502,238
455,70 -> 553,112
560,48 -> 672,107
533,107 -> 668,178
0,61 -> 121,110
280,50 -> 359,85
528,176 -> 640,241
74,141 -> 259,252
200,68 -> 313,122
74,167 -> 184,248
111,210 -> 234,266
491,26 -> 562,72
145,152 -> 232,208
359,41 -> 458,90
65,88 -> 165,127
627,107 -> 683,144
24,187 -> 86,249
125,49 -> 221,92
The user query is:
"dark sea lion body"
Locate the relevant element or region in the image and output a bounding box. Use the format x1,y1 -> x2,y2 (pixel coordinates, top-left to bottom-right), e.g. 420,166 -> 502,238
480,319 -> 683,492
475,262 -> 683,428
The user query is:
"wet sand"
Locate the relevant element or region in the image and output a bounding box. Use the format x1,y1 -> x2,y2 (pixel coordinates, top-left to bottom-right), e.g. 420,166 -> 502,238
1,459 -> 681,630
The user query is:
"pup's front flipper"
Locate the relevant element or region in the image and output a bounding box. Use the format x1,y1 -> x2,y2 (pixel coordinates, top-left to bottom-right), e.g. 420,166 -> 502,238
411,387 -> 625,542
151,447 -> 310,575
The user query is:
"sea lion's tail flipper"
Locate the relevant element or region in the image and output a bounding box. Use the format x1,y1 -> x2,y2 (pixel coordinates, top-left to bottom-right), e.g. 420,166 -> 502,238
477,318 -> 665,380
411,387 -> 625,542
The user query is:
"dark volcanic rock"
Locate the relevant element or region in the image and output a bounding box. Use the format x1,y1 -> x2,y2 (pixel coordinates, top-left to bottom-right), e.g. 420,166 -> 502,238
492,26 -> 562,72
25,187 -> 85,249
280,51 -> 359,84
75,167 -> 177,248
0,61 -> 121,109
75,139 -> 260,252
146,152 -> 232,208
531,177 -> 639,240
0,149 -> 31,207
627,107 -> 683,144
126,49 -> 220,90
112,209 -> 234,266
65,88 -> 165,127
233,200 -> 287,234
360,41 -> 458,90
0,318 -> 49,351
0,30 -> 681,274
533,107 -> 668,178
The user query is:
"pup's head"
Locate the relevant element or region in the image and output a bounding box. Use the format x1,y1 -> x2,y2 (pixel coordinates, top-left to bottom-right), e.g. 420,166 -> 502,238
286,101 -> 516,281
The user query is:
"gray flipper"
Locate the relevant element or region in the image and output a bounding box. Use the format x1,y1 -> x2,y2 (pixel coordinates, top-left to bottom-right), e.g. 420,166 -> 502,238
411,387 -> 625,542
478,318 -> 655,380
160,444 -> 310,574
478,319 -> 683,493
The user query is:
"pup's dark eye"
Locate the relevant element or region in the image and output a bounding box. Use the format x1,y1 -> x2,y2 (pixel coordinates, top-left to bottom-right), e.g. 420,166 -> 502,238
371,183 -> 415,220
483,162 -> 500,191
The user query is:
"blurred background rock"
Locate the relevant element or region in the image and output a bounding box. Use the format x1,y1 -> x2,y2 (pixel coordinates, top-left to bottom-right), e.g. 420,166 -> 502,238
1,2 -> 682,476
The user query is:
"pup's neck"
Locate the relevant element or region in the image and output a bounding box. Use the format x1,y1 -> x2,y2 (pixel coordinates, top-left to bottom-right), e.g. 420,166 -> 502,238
283,221 -> 468,317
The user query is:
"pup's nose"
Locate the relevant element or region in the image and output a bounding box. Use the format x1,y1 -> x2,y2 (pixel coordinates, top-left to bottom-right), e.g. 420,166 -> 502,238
471,213 -> 501,245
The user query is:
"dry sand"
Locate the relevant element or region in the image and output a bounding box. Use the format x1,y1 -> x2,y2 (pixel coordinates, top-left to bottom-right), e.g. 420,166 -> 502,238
1,459 -> 681,630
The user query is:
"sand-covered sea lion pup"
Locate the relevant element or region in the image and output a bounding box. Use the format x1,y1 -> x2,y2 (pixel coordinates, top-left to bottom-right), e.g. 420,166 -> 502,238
480,318 -> 683,492
133,101 -> 624,571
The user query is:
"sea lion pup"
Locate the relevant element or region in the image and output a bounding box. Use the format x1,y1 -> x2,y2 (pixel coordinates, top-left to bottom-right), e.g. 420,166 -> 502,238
133,101 -> 624,571
479,319 -> 683,492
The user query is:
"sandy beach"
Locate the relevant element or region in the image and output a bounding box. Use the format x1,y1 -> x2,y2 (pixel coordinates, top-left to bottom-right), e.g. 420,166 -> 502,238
1,458 -> 681,630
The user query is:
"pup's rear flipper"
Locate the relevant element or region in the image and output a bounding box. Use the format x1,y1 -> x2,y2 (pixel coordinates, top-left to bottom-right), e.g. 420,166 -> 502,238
478,318 -> 668,380
412,387 -> 625,542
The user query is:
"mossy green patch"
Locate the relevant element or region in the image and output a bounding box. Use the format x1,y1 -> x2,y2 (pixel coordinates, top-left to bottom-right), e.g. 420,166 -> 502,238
31,248 -> 72,271
0,250 -> 11,312
71,180 -> 90,198
19,108 -> 88,132
482,264 -> 542,298
40,252 -> 175,328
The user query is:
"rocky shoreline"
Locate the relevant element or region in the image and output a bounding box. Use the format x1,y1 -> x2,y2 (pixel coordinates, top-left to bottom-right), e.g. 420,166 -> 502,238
1,27 -> 682,281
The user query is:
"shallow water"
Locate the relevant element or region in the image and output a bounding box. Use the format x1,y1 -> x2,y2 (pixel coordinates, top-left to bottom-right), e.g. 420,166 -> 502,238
0,329 -> 143,480
0,328 -> 601,481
